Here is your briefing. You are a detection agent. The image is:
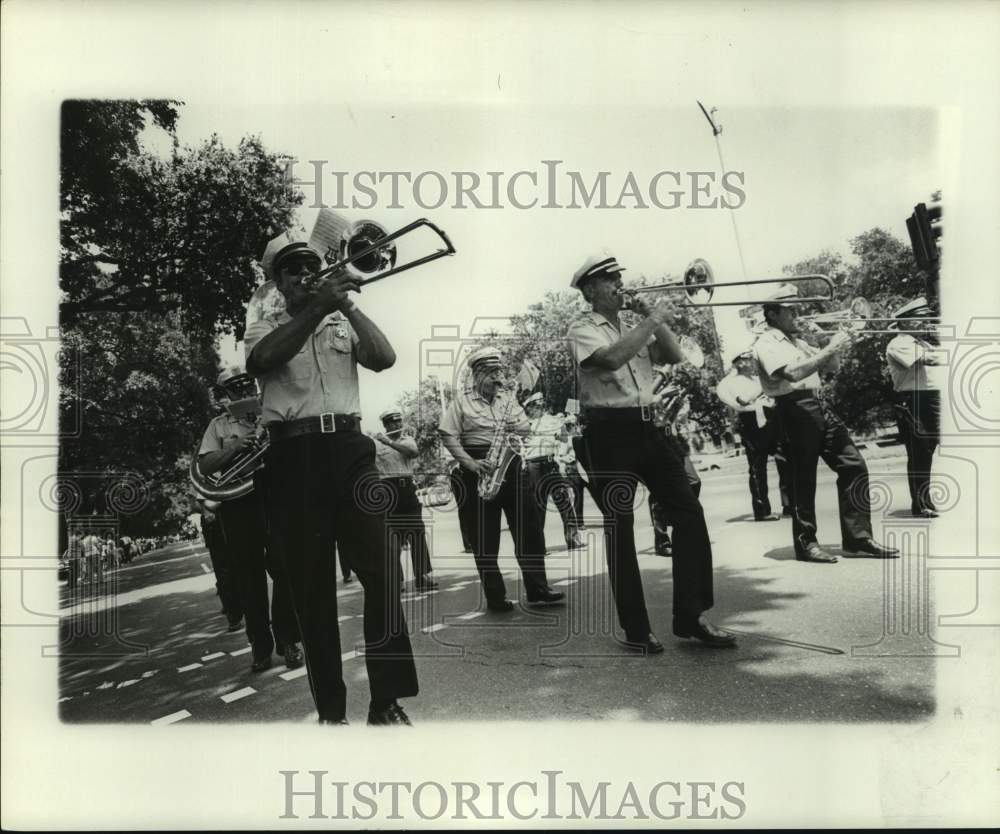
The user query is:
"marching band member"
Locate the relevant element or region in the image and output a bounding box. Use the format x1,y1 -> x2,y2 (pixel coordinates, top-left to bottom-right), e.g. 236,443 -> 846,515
885,298 -> 943,518
522,392 -> 585,551
567,254 -> 735,652
438,348 -> 565,611
195,495 -> 244,631
555,414 -> 588,533
245,229 -> 418,726
198,367 -> 303,671
753,286 -> 898,562
373,409 -> 438,591
715,351 -> 793,521
647,385 -> 702,557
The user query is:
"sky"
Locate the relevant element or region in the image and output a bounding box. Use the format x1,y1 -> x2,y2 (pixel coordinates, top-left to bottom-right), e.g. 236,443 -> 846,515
160,101 -> 938,426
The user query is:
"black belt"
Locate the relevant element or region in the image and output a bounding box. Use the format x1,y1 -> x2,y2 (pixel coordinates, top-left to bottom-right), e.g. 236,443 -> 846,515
774,390 -> 818,404
583,405 -> 654,423
267,413 -> 361,442
381,475 -> 415,487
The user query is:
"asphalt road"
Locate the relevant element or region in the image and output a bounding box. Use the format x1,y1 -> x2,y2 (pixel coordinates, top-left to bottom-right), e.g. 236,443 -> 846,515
58,454 -> 935,725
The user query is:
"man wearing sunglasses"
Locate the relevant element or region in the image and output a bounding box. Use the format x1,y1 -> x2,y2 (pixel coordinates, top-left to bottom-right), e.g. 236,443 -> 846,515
245,230 -> 418,727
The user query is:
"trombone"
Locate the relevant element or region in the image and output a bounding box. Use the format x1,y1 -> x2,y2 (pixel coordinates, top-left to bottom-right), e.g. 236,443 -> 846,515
623,258 -> 836,308
798,297 -> 942,336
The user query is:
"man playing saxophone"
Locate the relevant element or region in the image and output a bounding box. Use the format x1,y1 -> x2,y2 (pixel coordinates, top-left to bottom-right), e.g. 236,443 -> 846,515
439,347 -> 565,611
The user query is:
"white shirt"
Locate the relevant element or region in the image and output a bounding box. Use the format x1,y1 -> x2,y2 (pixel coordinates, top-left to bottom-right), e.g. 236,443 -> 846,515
886,333 -> 946,392
753,327 -> 823,397
373,436 -> 418,477
567,311 -> 656,409
524,413 -> 564,460
244,310 -> 360,422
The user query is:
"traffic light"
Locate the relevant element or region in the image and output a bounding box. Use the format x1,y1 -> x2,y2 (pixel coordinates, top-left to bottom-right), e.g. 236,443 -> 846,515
906,195 -> 942,269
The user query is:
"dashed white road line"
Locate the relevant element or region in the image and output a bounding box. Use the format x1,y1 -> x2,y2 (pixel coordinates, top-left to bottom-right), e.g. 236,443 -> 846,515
201,651 -> 226,662
421,623 -> 448,634
337,615 -> 355,623
117,679 -> 140,688
200,564 -> 211,574
456,611 -> 485,621
279,667 -> 308,681
152,709 -> 192,725
341,650 -> 362,662
552,579 -> 578,587
221,687 -> 256,704
177,663 -> 203,673
229,647 -> 252,657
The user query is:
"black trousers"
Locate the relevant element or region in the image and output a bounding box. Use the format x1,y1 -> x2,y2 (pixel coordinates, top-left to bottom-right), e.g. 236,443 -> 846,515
737,410 -> 793,518
203,517 -> 243,622
894,390 -> 940,513
581,420 -> 715,641
774,392 -> 873,555
457,452 -> 550,603
449,468 -> 476,551
382,476 -> 433,579
523,459 -> 582,547
265,431 -> 418,722
649,449 -> 702,548
218,490 -> 299,659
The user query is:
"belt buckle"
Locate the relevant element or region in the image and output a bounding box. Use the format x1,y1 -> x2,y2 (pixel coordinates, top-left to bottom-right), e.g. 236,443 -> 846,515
640,405 -> 652,422
319,412 -> 337,434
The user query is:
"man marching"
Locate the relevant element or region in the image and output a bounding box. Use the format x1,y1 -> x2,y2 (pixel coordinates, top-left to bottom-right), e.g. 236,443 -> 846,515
716,351 -> 793,521
885,298 -> 943,518
753,285 -> 898,563
373,409 -> 439,591
567,254 -> 735,652
438,348 -> 565,611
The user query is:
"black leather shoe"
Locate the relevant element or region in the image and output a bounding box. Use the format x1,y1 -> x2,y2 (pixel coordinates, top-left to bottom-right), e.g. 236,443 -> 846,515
844,538 -> 899,558
487,599 -> 514,612
622,633 -> 665,654
673,616 -> 737,647
319,717 -> 349,725
342,575 -> 353,585
414,576 -> 439,591
654,544 -> 673,557
226,617 -> 244,633
782,506 -> 794,517
367,702 -> 412,726
915,508 -> 939,519
796,543 -> 838,563
250,654 -> 272,673
278,642 -> 304,669
525,587 -> 565,605
566,534 -> 585,549
754,514 -> 780,522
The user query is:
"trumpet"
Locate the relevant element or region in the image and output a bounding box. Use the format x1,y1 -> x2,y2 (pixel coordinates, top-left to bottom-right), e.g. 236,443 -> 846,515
623,258 -> 835,308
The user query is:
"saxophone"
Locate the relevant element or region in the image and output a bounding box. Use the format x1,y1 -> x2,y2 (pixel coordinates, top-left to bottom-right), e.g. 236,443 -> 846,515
477,391 -> 525,501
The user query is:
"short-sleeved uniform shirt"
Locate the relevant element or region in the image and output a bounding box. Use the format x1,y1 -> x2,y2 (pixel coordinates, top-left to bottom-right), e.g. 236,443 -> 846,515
199,413 -> 257,456
373,436 -> 418,477
886,333 -> 945,392
439,388 -> 529,448
716,373 -> 769,412
566,311 -> 655,409
753,327 -> 823,397
244,310 -> 360,423
524,413 -> 564,459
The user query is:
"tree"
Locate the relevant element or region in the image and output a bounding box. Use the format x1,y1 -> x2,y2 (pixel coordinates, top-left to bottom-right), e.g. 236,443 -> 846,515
58,100 -> 304,536
59,310 -> 219,533
60,100 -> 302,337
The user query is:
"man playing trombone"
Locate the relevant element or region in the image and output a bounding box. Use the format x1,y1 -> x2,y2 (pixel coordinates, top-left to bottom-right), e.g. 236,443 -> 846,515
753,285 -> 898,562
245,229 -> 418,726
438,348 -> 565,611
567,254 -> 735,652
